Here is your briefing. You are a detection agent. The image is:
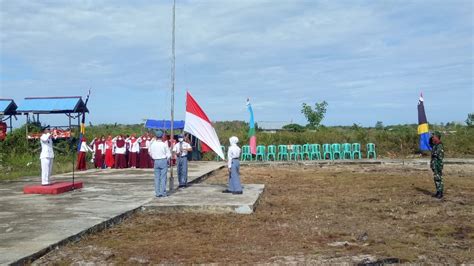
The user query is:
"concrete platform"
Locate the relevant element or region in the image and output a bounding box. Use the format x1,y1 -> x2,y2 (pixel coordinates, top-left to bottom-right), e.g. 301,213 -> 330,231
0,161 -> 225,265
23,182 -> 84,195
142,184 -> 265,214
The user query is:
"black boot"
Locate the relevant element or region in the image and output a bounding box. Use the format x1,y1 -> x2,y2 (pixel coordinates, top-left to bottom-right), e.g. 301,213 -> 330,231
433,191 -> 440,198
436,191 -> 443,199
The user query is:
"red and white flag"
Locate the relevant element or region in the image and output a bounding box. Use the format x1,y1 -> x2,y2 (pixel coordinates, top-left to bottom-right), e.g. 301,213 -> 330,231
184,92 -> 225,160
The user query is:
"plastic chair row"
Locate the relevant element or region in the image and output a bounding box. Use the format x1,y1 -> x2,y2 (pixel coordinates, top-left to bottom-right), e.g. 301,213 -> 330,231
216,143 -> 376,161
233,143 -> 376,161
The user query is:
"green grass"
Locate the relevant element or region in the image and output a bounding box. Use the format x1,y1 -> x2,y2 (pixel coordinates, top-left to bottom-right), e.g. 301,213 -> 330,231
1,122 -> 473,181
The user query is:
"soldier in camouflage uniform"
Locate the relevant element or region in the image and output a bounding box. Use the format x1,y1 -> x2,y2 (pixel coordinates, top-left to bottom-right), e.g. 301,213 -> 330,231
430,131 -> 444,199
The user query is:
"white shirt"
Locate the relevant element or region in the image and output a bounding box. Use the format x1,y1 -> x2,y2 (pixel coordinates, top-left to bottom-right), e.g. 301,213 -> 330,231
79,141 -> 93,153
40,133 -> 54,159
148,139 -> 171,160
113,137 -> 127,155
127,138 -> 140,153
227,145 -> 241,168
91,140 -> 105,154
172,141 -> 192,157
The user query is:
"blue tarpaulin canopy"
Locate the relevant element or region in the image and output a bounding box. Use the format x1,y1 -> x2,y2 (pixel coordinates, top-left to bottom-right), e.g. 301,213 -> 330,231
0,99 -> 17,115
145,119 -> 185,130
17,96 -> 89,114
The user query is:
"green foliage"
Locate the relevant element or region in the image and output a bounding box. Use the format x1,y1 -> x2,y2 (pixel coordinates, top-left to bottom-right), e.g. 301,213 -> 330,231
282,123 -> 305,132
2,121 -> 473,181
301,101 -> 328,129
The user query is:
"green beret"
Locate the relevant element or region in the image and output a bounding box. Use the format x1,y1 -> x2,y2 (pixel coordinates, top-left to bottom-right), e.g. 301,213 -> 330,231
433,131 -> 442,138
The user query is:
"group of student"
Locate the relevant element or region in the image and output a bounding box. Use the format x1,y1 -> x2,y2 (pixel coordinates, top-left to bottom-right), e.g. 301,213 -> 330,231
76,133 -> 188,171
39,126 -> 243,197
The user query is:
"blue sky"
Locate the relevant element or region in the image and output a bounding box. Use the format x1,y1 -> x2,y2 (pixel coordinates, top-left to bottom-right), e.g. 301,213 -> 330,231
0,0 -> 472,128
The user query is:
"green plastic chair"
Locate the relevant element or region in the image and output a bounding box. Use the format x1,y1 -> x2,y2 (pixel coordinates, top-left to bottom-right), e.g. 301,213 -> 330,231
241,145 -> 252,161
289,145 -> 303,160
267,145 -> 276,161
367,143 -> 377,159
277,145 -> 289,161
256,145 -> 266,161
322,144 -> 333,160
215,145 -> 226,161
302,144 -> 311,160
332,143 -> 342,160
309,144 -> 322,160
352,143 -> 362,159
341,143 -> 352,159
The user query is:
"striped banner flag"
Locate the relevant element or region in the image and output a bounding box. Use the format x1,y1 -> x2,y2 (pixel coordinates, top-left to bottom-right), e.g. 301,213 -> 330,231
417,92 -> 431,151
246,98 -> 256,155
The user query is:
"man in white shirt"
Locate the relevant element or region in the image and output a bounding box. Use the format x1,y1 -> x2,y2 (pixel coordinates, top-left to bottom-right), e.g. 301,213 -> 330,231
148,131 -> 171,197
172,134 -> 193,188
39,127 -> 56,185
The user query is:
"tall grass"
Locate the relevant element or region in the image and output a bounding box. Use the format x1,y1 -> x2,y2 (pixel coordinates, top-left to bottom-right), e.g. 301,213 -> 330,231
1,122 -> 472,180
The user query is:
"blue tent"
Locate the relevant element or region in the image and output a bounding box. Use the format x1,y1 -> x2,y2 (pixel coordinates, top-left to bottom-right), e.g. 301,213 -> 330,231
145,119 -> 185,130
17,96 -> 88,114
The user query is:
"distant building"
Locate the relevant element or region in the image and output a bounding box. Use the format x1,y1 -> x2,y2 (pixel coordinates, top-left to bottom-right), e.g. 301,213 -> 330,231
257,121 -> 291,133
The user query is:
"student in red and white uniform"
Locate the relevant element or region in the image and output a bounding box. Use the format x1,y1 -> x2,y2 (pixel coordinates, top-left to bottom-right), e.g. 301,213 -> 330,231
114,135 -> 127,169
77,137 -> 93,171
90,135 -> 106,169
104,135 -> 115,169
127,134 -> 140,168
138,133 -> 152,168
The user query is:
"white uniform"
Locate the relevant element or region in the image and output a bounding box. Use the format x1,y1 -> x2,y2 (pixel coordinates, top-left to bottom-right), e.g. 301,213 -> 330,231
79,141 -> 93,152
172,141 -> 192,157
127,138 -> 141,153
40,133 -> 55,185
91,139 -> 105,154
113,137 -> 127,155
148,139 -> 171,160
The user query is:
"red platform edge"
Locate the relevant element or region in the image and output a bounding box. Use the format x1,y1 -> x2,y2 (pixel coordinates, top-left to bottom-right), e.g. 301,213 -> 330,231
23,182 -> 83,195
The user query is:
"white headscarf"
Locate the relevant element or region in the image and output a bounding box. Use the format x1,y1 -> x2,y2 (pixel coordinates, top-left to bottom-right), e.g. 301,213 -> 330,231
229,136 -> 239,146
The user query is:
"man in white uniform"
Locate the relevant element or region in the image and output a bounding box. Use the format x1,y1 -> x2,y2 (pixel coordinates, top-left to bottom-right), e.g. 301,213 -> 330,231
172,134 -> 192,188
40,127 -> 56,185
148,131 -> 171,197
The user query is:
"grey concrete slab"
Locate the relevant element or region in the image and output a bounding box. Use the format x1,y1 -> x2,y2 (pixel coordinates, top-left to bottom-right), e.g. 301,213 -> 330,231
142,184 -> 265,215
0,161 -> 225,265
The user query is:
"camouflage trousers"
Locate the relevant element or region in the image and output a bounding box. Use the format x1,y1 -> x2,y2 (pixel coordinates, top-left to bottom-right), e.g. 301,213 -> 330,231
432,168 -> 443,193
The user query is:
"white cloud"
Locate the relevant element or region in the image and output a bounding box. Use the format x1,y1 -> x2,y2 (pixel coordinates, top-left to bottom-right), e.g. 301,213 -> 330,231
0,0 -> 472,126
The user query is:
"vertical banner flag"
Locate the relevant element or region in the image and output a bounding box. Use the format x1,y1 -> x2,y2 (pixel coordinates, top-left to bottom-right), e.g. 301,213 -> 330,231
246,98 -> 256,155
77,89 -> 91,152
417,92 -> 431,151
184,92 -> 225,160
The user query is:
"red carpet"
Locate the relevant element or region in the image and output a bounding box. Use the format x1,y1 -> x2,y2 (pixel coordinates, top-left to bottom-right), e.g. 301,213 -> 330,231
23,182 -> 83,195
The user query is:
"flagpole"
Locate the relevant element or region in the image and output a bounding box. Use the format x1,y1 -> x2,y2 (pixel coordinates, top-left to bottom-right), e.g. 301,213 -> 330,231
169,0 -> 176,192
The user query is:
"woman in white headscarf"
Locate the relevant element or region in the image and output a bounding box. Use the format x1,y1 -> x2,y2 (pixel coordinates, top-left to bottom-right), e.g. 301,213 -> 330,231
223,136 -> 243,194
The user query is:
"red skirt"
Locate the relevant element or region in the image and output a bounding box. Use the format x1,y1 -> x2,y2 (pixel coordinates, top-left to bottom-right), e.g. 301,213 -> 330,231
115,153 -> 126,169
76,152 -> 87,171
129,152 -> 138,167
139,149 -> 151,168
105,149 -> 114,168
94,150 -> 103,168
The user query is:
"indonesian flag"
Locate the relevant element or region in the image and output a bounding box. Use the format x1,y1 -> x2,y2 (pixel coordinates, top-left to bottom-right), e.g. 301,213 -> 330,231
184,92 -> 225,160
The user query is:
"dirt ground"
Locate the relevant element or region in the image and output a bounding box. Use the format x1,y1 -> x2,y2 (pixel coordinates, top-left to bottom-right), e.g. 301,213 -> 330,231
34,163 -> 474,264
